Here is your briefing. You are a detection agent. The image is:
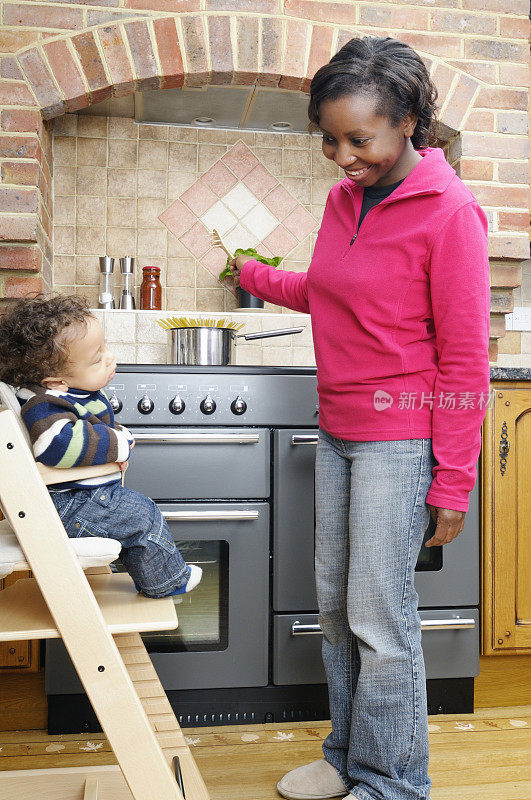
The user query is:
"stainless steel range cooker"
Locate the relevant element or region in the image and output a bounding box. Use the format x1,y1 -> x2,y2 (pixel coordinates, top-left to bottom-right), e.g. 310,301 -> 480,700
46,364 -> 480,732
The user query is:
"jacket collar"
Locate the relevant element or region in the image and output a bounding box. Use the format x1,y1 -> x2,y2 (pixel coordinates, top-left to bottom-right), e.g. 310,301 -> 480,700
339,146 -> 456,203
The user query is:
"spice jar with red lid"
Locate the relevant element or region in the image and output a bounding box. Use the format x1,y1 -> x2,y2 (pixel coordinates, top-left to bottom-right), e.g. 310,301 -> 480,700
140,266 -> 162,310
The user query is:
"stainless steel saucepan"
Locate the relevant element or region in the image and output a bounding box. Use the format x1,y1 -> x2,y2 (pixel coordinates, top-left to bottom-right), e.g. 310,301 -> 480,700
170,325 -> 305,366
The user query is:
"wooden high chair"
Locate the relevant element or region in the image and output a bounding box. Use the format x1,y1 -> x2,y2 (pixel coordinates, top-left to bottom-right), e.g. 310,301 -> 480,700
0,388 -> 210,800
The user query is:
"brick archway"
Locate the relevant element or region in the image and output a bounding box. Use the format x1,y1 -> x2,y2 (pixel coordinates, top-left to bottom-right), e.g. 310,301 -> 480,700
15,16 -> 481,130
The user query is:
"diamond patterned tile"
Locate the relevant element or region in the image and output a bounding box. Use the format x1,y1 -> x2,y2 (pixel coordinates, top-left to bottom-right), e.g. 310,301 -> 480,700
222,182 -> 258,217
221,141 -> 260,178
180,181 -> 219,217
241,203 -> 278,240
224,223 -> 260,254
262,184 -> 299,221
158,140 -> 319,285
201,201 -> 238,236
180,219 -> 212,259
201,161 -> 238,198
159,200 -> 196,238
262,225 -> 299,257
283,205 -> 320,242
242,163 -> 279,200
200,246 -> 229,273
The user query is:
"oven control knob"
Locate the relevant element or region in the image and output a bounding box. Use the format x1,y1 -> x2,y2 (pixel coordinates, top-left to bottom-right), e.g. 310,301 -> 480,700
230,395 -> 247,415
109,393 -> 122,414
169,395 -> 185,415
200,395 -> 216,415
138,394 -> 154,415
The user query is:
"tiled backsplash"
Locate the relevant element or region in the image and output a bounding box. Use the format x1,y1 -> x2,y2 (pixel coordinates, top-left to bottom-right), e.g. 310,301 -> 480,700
93,309 -> 316,367
53,115 -> 341,313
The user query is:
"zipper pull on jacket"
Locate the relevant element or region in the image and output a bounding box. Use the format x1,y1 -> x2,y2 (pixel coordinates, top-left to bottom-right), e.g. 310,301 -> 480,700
350,233 -> 357,245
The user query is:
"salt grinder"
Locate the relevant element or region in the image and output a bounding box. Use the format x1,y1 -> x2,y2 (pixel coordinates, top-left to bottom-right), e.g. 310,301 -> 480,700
98,256 -> 115,309
119,256 -> 136,310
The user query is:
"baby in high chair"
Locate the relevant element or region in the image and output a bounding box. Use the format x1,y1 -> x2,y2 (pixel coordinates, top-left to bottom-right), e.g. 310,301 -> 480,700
0,294 -> 202,599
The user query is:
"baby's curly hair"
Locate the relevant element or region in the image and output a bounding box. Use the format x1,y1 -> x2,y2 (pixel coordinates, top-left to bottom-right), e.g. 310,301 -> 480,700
0,294 -> 94,387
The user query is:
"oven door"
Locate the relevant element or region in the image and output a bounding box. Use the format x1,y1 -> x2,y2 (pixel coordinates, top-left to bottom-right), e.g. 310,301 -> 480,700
273,608 -> 479,685
124,427 -> 270,500
46,501 -> 269,696
146,501 -> 269,691
274,429 -> 480,611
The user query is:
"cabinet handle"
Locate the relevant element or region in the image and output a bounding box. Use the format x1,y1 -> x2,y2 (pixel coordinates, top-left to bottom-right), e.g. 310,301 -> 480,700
291,435 -> 319,445
420,618 -> 476,630
291,618 -> 476,636
291,623 -> 322,635
499,420 -> 510,476
162,510 -> 259,522
133,432 -> 260,445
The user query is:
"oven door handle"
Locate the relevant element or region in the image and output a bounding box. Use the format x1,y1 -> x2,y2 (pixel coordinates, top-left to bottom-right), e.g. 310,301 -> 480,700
133,432 -> 260,445
162,510 -> 260,522
291,434 -> 319,445
291,618 -> 476,636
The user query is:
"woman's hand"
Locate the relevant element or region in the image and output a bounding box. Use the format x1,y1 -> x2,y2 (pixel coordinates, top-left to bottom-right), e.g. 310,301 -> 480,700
228,254 -> 251,282
425,504 -> 466,546
117,460 -> 129,472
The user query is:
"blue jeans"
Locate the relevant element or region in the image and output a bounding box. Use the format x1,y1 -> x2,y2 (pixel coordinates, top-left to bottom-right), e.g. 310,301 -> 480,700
50,481 -> 189,598
315,428 -> 436,800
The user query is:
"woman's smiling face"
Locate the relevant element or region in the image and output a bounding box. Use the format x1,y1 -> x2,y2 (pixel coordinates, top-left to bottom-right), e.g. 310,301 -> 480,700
318,92 -> 420,187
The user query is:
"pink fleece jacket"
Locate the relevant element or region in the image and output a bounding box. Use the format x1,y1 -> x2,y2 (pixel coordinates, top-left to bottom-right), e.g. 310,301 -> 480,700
240,147 -> 491,513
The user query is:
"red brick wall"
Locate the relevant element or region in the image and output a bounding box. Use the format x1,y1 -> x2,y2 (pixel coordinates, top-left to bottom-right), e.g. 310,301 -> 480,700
0,1 -> 529,357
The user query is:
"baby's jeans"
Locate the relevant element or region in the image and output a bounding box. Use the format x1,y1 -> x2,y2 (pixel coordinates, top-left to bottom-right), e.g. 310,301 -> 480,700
50,481 -> 189,598
315,428 -> 436,800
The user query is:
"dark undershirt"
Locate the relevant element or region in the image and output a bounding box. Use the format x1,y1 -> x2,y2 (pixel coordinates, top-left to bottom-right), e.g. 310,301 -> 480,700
357,177 -> 405,230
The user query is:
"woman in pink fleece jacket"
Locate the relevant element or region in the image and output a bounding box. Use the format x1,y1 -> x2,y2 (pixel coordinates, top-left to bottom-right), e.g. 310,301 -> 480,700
230,37 -> 490,800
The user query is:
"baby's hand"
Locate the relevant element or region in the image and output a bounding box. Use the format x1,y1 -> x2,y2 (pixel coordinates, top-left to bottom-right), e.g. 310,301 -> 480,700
117,461 -> 129,471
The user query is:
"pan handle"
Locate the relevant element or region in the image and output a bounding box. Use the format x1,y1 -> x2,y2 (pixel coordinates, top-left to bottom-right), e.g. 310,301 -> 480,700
238,326 -> 305,341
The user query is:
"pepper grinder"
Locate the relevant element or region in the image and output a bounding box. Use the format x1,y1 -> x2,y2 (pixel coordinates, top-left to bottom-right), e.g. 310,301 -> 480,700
119,256 -> 136,310
98,256 -> 115,309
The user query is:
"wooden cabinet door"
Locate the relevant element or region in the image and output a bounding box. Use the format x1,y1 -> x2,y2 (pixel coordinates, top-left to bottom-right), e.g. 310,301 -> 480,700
482,384 -> 531,654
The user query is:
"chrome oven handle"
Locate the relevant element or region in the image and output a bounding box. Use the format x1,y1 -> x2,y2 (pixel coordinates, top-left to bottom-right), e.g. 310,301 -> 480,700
291,618 -> 476,636
420,618 -> 476,631
291,435 -> 319,445
291,623 -> 323,636
133,432 -> 260,445
162,510 -> 260,522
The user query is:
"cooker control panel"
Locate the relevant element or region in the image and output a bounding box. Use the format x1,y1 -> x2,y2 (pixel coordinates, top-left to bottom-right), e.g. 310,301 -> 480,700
106,371 -> 318,426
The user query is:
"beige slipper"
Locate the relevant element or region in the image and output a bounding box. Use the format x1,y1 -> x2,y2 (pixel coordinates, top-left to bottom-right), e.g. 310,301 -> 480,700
277,758 -> 348,800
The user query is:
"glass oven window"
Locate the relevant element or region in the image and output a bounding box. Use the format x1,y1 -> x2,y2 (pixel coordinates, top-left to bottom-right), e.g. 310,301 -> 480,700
115,540 -> 230,652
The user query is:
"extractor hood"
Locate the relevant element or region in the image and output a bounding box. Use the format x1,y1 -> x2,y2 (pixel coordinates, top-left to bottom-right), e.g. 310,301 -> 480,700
79,85 -> 313,133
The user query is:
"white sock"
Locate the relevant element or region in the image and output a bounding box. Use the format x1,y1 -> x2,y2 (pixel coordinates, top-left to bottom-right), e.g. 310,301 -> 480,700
185,564 -> 202,593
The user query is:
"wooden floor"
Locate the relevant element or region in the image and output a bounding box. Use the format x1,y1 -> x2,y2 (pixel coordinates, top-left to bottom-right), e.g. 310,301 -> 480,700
1,705 -> 530,799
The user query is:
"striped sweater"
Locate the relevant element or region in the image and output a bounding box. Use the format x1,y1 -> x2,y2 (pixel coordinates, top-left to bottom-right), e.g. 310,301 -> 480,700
18,385 -> 134,490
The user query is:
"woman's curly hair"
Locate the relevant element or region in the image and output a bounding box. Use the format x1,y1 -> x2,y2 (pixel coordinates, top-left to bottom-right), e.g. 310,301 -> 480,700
0,294 -> 94,387
307,36 -> 439,149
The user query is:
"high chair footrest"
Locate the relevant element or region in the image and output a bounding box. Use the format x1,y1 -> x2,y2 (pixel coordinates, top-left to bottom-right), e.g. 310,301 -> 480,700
0,572 -> 178,641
